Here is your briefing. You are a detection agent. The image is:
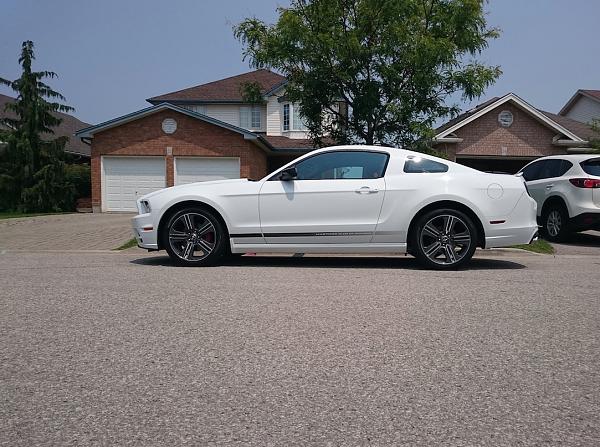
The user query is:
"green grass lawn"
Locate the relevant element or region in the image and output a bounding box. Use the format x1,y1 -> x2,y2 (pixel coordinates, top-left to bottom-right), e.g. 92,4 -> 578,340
511,238 -> 555,254
0,211 -> 74,220
114,238 -> 138,250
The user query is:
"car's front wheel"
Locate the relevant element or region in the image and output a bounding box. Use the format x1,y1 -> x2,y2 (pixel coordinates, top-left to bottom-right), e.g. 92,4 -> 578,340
162,207 -> 227,266
541,204 -> 569,242
411,209 -> 477,270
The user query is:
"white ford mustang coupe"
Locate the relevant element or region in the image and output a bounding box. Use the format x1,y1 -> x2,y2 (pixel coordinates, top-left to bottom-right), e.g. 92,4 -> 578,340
132,146 -> 538,269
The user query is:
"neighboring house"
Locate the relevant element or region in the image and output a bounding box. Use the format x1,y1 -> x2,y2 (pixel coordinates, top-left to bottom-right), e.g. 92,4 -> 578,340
559,89 -> 600,124
0,93 -> 90,158
76,69 -> 324,212
432,93 -> 599,173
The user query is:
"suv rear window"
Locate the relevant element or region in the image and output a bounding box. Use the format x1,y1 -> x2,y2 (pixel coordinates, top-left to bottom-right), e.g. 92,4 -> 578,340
581,158 -> 600,176
404,157 -> 448,173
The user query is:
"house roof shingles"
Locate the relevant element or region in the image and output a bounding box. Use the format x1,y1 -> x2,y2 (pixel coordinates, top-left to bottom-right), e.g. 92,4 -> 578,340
147,69 -> 287,104
540,110 -> 599,141
0,93 -> 91,156
580,90 -> 600,101
259,135 -> 337,152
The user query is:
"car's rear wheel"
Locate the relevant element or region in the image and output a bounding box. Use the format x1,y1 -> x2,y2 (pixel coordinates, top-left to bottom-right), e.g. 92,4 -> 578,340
541,204 -> 569,242
411,209 -> 477,270
162,207 -> 227,266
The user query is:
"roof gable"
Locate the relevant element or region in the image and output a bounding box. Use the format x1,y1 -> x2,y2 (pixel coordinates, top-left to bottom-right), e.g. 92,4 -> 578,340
559,89 -> 600,116
75,102 -> 258,139
146,69 -> 287,104
435,93 -> 584,142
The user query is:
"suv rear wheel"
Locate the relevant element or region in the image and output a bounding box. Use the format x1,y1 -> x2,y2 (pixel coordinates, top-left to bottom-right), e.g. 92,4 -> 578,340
541,203 -> 569,242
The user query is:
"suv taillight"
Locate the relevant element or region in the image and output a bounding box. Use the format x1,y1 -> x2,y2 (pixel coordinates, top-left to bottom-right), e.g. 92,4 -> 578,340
569,178 -> 600,188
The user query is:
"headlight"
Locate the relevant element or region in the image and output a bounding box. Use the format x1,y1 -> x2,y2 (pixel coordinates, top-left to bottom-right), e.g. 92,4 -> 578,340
138,199 -> 151,214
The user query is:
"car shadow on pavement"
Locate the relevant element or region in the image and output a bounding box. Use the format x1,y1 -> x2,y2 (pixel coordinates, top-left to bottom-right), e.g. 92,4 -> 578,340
560,231 -> 600,247
130,255 -> 525,270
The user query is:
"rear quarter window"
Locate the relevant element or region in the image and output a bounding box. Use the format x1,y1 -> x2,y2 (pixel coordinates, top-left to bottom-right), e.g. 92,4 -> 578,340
404,157 -> 448,173
581,159 -> 600,176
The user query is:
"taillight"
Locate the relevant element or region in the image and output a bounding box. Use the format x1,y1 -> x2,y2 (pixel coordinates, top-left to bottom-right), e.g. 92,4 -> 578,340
569,178 -> 600,188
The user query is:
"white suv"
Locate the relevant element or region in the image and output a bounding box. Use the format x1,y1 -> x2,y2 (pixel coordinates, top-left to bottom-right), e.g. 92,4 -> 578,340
518,155 -> 600,241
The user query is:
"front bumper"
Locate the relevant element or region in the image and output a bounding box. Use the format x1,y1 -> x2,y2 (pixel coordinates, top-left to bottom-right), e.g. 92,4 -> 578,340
132,213 -> 159,250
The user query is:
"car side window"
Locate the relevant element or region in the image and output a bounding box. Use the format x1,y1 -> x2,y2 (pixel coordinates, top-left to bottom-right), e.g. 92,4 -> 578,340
538,159 -> 565,179
521,160 -> 544,181
403,157 -> 448,173
558,160 -> 573,176
293,151 -> 389,180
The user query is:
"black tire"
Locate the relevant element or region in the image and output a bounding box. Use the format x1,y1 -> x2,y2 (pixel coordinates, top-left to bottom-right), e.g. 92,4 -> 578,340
410,208 -> 478,270
541,203 -> 569,242
161,206 -> 228,266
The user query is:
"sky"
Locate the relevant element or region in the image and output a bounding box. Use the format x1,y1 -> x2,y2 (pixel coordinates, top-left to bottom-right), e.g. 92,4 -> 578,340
1,0 -> 599,126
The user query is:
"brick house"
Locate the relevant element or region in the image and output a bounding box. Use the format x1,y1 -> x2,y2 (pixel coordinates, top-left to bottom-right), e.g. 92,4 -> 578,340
76,70 -> 320,212
432,93 -> 599,173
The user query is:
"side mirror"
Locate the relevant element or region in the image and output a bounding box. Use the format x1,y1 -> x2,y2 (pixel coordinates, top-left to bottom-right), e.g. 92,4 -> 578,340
279,167 -> 297,181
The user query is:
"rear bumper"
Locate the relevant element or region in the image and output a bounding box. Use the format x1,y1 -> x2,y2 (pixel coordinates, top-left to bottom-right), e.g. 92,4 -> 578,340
570,212 -> 600,231
485,225 -> 539,248
132,213 -> 159,250
485,192 -> 538,248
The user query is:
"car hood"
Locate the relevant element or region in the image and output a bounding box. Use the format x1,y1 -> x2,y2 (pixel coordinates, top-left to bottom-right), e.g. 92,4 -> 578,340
140,178 -> 252,200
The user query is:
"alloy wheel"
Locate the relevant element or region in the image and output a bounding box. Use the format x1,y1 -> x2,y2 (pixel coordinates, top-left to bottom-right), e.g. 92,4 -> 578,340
419,214 -> 472,266
168,212 -> 216,261
546,210 -> 562,237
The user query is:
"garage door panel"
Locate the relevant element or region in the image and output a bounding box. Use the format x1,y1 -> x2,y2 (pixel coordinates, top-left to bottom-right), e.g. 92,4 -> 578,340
175,157 -> 240,185
103,157 -> 165,212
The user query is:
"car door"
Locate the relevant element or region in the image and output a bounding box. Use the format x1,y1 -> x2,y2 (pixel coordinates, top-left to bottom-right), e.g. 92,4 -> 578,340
258,150 -> 389,244
521,160 -> 549,209
524,159 -> 566,208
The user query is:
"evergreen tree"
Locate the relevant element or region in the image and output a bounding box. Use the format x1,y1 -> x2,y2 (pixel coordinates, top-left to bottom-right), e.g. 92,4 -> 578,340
0,40 -> 75,211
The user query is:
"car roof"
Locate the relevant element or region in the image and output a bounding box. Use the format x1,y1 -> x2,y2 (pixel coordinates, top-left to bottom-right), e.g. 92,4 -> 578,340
531,154 -> 600,162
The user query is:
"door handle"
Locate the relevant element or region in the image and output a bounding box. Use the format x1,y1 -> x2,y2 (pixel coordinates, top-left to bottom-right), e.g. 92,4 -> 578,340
355,186 -> 379,194
545,184 -> 554,189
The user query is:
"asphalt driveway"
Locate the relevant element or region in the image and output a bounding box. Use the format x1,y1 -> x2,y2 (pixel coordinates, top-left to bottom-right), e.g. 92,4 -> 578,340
1,246 -> 600,446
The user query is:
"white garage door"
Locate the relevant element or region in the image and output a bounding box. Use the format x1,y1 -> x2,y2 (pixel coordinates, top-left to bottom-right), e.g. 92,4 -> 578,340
175,157 -> 240,185
103,157 -> 165,212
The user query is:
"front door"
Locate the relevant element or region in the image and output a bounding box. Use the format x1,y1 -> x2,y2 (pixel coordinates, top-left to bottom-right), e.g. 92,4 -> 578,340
259,150 -> 389,244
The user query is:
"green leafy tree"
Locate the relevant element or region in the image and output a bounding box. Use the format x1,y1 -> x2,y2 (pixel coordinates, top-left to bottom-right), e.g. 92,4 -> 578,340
0,40 -> 75,211
234,0 -> 501,147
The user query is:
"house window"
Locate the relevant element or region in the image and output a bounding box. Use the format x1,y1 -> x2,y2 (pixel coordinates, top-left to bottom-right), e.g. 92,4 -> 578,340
283,104 -> 290,131
240,106 -> 261,129
251,107 -> 261,129
292,104 -> 308,130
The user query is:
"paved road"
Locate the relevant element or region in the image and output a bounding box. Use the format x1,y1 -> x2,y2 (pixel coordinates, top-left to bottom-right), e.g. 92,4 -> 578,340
0,213 -> 134,251
1,248 -> 599,446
